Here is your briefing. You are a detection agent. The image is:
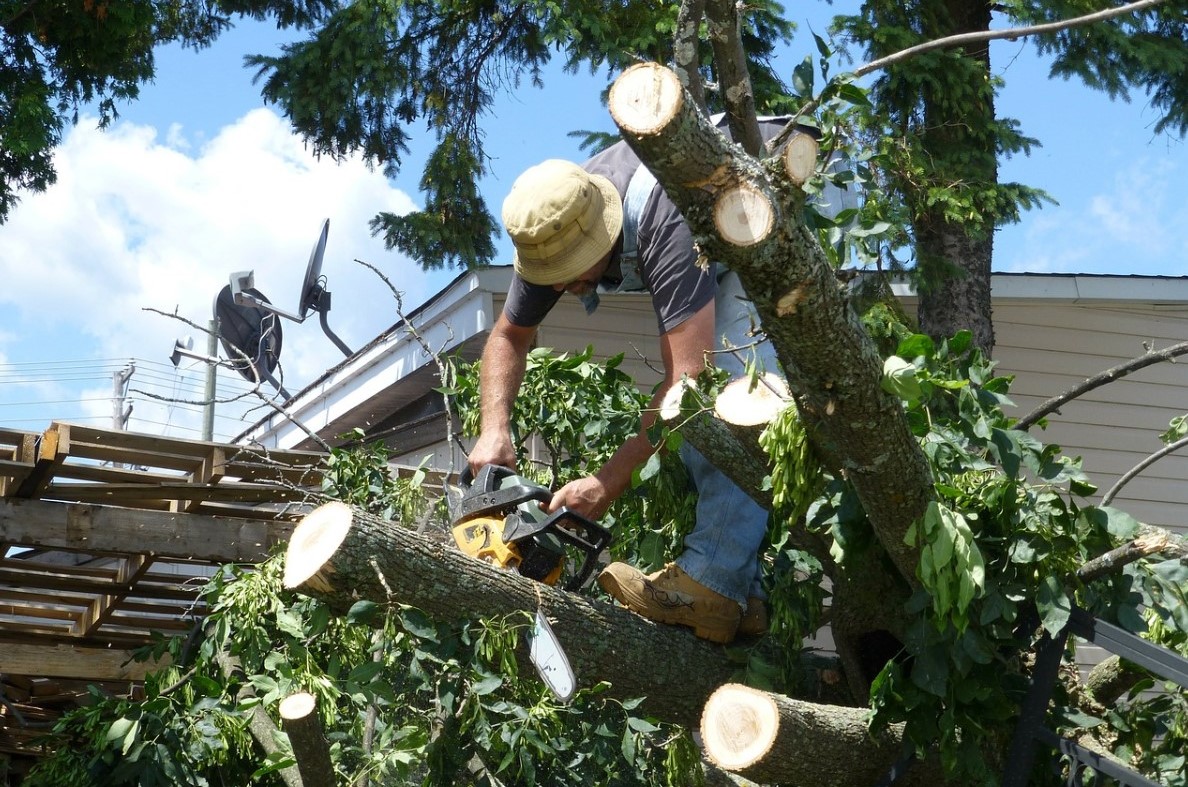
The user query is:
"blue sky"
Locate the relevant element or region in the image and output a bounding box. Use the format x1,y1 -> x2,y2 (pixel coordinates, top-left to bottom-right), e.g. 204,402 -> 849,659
0,6 -> 1184,442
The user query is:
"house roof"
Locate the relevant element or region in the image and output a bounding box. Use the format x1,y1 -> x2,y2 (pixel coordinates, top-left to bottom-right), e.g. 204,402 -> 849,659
238,269 -> 1188,452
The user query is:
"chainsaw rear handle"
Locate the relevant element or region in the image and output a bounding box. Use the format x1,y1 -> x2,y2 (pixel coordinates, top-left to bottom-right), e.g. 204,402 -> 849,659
535,507 -> 612,591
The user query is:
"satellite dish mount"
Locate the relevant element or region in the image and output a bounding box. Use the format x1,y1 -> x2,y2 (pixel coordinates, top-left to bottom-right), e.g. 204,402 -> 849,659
230,218 -> 353,357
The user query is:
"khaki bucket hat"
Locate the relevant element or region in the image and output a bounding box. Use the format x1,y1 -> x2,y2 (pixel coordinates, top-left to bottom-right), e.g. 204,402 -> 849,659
502,160 -> 623,286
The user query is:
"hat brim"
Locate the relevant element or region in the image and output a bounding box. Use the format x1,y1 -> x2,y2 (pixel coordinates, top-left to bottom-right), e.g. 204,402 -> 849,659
514,173 -> 623,286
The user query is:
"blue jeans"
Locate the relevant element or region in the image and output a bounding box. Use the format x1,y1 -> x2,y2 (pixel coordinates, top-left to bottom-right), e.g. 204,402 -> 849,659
675,442 -> 769,605
673,270 -> 777,605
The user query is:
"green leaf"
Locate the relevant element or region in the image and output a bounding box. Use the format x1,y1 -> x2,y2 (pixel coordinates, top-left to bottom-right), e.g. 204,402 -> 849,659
275,610 -> 306,639
347,600 -> 380,624
792,55 -> 814,96
470,673 -> 503,696
626,716 -> 660,733
882,356 -> 923,404
637,450 -> 662,483
910,645 -> 950,697
1085,506 -> 1141,540
1037,575 -> 1071,636
896,333 -> 935,359
348,660 -> 385,683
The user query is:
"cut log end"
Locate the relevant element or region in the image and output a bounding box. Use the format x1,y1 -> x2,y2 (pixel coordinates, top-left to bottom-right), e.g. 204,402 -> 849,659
714,373 -> 791,427
713,184 -> 774,248
609,63 -> 684,136
279,691 -> 317,721
701,683 -> 780,771
782,132 -> 819,186
283,501 -> 354,589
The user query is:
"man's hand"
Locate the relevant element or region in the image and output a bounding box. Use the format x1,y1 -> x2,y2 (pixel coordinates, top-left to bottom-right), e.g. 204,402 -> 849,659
468,430 -> 517,474
547,475 -> 613,521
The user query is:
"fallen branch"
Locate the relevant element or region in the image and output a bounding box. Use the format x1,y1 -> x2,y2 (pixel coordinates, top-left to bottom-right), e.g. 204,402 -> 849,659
279,692 -> 336,787
1077,525 -> 1188,583
700,683 -> 911,786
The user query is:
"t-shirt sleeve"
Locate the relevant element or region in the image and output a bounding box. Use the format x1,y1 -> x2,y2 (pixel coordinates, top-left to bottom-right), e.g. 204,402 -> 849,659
638,196 -> 716,335
503,273 -> 563,328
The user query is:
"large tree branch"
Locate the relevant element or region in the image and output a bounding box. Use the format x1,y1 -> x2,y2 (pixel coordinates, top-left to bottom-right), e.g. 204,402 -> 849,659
704,0 -> 763,156
607,63 -> 933,589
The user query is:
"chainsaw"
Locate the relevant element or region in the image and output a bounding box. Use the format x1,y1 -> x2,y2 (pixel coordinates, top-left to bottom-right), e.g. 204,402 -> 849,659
450,464 -> 612,592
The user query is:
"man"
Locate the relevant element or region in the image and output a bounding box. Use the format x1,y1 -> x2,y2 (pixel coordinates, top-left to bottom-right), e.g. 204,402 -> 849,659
468,141 -> 777,644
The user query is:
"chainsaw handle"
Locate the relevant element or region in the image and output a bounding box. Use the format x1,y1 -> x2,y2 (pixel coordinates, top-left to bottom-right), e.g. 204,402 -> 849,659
540,507 -> 612,591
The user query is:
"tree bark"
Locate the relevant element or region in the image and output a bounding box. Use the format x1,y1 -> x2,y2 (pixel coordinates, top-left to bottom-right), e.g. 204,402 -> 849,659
607,62 -> 931,593
279,692 -> 336,787
701,683 -> 910,786
283,500 -> 890,756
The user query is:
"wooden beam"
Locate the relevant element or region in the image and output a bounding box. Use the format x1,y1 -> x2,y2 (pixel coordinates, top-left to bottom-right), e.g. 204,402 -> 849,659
0,641 -> 166,681
14,426 -> 67,498
0,498 -> 294,562
74,554 -> 152,637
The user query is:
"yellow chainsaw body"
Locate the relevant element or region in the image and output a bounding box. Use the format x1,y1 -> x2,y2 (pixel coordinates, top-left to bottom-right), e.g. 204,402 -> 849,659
451,515 -> 564,586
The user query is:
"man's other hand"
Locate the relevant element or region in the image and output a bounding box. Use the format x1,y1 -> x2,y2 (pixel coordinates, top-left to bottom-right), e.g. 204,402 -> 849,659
548,476 -> 612,521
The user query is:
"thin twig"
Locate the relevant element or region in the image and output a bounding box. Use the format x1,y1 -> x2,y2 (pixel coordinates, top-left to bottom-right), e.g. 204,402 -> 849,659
1017,339 -> 1188,431
854,0 -> 1167,79
354,258 -> 461,478
1102,434 -> 1188,506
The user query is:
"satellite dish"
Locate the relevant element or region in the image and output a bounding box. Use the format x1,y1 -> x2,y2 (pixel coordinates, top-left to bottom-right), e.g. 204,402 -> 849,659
227,219 -> 353,358
213,284 -> 291,400
299,218 -> 330,319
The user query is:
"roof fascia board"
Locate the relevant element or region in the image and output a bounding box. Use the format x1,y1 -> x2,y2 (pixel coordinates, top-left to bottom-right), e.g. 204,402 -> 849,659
889,272 -> 1188,305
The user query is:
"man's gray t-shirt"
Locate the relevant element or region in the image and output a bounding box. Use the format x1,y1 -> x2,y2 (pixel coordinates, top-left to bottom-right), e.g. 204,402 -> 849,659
502,141 -> 717,335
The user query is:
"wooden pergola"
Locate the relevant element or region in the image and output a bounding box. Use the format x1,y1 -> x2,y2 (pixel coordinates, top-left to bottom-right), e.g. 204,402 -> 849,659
0,422 -> 328,777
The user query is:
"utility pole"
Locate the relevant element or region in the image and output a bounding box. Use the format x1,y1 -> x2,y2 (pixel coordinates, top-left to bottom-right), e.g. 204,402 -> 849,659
111,362 -> 135,431
203,319 -> 218,441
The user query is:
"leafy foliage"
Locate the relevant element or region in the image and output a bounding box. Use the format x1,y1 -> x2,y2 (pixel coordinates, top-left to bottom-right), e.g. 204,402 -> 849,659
0,0 -> 334,222
861,329 -> 1188,784
24,433 -> 702,785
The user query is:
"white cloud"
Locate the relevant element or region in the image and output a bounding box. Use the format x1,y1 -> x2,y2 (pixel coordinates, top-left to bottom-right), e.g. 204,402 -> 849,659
997,157 -> 1187,275
0,109 -> 450,440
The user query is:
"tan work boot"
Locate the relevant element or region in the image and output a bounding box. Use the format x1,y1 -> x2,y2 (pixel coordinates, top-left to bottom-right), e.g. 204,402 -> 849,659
598,562 -> 741,643
737,596 -> 768,638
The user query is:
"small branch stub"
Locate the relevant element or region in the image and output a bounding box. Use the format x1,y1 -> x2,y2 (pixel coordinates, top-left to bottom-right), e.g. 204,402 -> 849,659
714,373 -> 790,427
714,184 -> 774,247
280,691 -> 336,787
782,132 -> 819,186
